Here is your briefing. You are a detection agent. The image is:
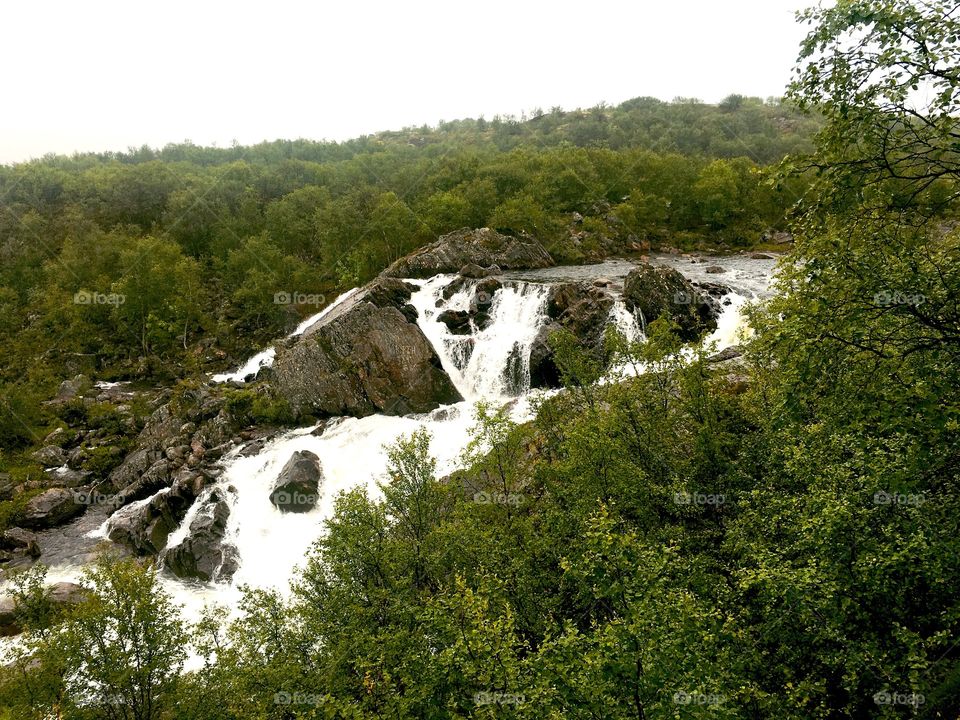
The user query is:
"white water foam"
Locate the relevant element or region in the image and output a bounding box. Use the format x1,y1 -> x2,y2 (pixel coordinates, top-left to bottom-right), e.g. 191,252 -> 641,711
23,264 -> 772,640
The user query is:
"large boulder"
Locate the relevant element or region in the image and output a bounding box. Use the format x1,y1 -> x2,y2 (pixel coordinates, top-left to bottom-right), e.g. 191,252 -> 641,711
107,471 -> 207,555
21,489 -> 85,530
528,282 -> 616,389
32,445 -> 67,467
622,264 -> 721,341
380,227 -> 553,279
0,528 -> 41,557
273,297 -> 462,418
0,581 -> 88,637
270,450 -> 321,513
163,487 -> 237,582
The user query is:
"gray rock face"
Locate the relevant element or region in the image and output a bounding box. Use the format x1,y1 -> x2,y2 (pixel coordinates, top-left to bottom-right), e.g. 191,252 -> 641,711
0,527 -> 41,563
528,282 -> 616,389
270,450 -> 321,513
32,445 -> 67,467
108,471 -> 207,555
273,299 -> 462,418
163,487 -> 237,582
622,264 -> 721,342
21,488 -> 85,530
380,227 -> 553,278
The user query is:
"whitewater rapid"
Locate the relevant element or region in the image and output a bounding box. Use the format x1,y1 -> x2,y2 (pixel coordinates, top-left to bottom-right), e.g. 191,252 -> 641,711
14,256 -> 776,635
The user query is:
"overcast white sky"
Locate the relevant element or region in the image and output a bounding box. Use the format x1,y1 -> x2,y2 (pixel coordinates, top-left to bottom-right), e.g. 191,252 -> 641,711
1,0 -> 811,164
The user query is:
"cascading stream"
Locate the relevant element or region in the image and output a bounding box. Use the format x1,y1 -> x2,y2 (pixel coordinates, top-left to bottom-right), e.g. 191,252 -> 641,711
409,276 -> 552,401
17,258 -> 773,637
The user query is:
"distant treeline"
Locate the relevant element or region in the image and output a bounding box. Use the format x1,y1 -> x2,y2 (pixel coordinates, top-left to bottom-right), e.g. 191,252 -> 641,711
0,95 -> 815,415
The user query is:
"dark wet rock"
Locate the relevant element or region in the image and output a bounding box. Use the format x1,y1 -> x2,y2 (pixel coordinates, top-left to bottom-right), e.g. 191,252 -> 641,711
362,276 -> 418,311
238,438 -> 266,456
114,459 -> 172,507
750,252 -> 774,260
381,227 -> 553,279
623,264 -> 720,342
529,323 -> 564,389
108,470 -> 206,555
270,450 -> 321,513
528,282 -> 616,389
273,299 -> 462,418
438,310 -> 473,335
105,449 -> 163,494
0,528 -> 41,560
704,265 -> 726,273
21,489 -> 85,530
163,487 -> 236,582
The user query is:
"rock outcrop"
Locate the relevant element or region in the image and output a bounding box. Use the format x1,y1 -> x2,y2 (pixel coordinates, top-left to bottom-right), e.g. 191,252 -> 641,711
107,471 -> 207,555
273,287 -> 462,418
163,487 -> 238,582
529,282 -> 616,388
380,227 -> 553,279
622,264 -> 723,341
0,528 -> 42,565
21,488 -> 85,529
270,450 -> 321,512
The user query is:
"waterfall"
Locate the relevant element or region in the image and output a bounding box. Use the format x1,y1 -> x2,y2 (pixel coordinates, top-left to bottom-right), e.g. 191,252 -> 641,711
409,275 -> 551,401
43,260 -> 774,627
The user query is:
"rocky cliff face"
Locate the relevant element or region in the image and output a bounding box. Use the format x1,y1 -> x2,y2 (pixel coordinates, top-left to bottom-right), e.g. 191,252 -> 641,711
272,283 -> 463,418
380,227 -> 554,278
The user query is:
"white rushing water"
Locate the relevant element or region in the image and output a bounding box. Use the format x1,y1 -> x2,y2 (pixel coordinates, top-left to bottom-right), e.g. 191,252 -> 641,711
17,258 -> 775,639
409,276 -> 552,400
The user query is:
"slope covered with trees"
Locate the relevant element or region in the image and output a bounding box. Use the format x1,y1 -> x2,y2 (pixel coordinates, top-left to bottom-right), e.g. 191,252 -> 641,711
3,0 -> 959,717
